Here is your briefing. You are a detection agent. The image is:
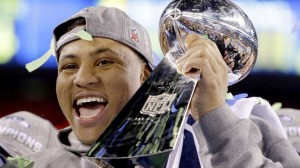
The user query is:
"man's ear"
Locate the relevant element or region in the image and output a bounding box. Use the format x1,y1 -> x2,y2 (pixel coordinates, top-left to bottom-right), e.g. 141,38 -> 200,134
140,63 -> 151,83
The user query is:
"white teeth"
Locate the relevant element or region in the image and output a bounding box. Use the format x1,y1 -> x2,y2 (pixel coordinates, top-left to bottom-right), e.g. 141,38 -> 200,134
80,114 -> 98,119
76,97 -> 106,106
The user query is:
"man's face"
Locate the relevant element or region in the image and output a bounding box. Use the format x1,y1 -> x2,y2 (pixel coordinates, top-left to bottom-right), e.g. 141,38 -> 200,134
56,37 -> 147,145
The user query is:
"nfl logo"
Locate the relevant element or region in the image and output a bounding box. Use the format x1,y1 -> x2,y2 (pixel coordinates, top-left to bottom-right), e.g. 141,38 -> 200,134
129,27 -> 140,44
140,93 -> 177,117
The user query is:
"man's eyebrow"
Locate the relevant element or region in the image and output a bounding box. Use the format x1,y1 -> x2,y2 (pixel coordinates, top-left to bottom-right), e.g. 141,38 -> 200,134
90,48 -> 119,57
59,49 -> 108,62
90,48 -> 125,60
59,54 -> 76,62
59,48 -> 124,62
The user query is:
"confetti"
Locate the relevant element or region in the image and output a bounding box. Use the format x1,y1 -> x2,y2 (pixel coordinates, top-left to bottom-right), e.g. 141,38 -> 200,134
7,156 -> 34,168
75,30 -> 93,41
25,50 -> 52,72
291,20 -> 300,34
226,92 -> 234,100
272,102 -> 282,111
25,39 -> 55,72
25,30 -> 93,72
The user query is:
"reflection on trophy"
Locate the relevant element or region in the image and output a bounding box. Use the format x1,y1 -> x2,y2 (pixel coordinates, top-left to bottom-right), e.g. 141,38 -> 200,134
159,0 -> 258,85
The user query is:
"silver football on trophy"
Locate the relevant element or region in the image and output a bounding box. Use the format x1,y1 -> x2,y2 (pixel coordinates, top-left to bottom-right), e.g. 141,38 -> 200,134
159,0 -> 258,85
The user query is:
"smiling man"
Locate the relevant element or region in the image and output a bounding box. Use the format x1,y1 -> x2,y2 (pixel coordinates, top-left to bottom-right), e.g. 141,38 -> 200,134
56,37 -> 149,145
53,7 -> 152,147
7,5 -> 300,168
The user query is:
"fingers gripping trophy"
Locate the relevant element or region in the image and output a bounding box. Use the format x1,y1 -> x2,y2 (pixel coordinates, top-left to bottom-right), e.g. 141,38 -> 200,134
86,0 -> 258,167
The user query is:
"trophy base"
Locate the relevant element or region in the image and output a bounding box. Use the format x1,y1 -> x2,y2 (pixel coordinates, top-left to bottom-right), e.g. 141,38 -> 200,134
88,151 -> 170,168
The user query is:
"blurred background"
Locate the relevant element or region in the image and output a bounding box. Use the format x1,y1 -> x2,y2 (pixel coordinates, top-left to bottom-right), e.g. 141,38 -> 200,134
0,0 -> 299,128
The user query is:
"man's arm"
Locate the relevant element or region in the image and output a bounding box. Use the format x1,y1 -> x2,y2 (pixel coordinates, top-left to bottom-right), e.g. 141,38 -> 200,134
192,104 -> 300,168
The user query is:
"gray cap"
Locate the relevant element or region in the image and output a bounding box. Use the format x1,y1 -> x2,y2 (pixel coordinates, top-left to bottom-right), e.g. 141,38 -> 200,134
0,111 -> 58,156
53,6 -> 154,70
277,108 -> 300,154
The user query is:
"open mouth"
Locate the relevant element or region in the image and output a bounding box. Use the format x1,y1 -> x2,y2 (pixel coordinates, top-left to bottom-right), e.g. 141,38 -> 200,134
74,97 -> 108,119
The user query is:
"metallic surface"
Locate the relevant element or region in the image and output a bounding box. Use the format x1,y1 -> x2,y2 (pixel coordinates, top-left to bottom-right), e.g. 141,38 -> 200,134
159,0 -> 258,85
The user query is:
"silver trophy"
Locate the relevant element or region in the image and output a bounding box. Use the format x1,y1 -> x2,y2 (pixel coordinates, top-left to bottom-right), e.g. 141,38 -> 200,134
159,0 -> 258,85
86,1 -> 258,167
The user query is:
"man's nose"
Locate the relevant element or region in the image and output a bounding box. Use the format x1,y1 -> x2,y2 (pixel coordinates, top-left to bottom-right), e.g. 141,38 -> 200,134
73,66 -> 100,88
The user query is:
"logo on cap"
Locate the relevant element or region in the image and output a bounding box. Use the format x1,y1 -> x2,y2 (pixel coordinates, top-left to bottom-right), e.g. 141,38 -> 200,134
4,116 -> 30,128
129,27 -> 139,44
279,114 -> 293,123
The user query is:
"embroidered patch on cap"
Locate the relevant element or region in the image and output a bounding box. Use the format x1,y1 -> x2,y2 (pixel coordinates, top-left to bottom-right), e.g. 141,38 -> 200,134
129,27 -> 139,44
4,115 -> 31,128
279,114 -> 293,123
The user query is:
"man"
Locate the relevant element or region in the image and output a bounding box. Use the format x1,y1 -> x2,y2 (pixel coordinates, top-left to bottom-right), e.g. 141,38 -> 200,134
6,5 -> 300,168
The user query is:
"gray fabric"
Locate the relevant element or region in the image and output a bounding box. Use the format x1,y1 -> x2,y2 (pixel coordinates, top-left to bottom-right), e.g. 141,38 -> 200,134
0,111 -> 58,156
53,6 -> 154,70
20,105 -> 300,168
193,104 -> 300,168
23,128 -> 100,168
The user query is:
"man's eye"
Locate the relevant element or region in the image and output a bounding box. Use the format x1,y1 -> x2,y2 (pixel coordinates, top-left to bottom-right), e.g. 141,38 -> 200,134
63,64 -> 77,70
97,59 -> 113,66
